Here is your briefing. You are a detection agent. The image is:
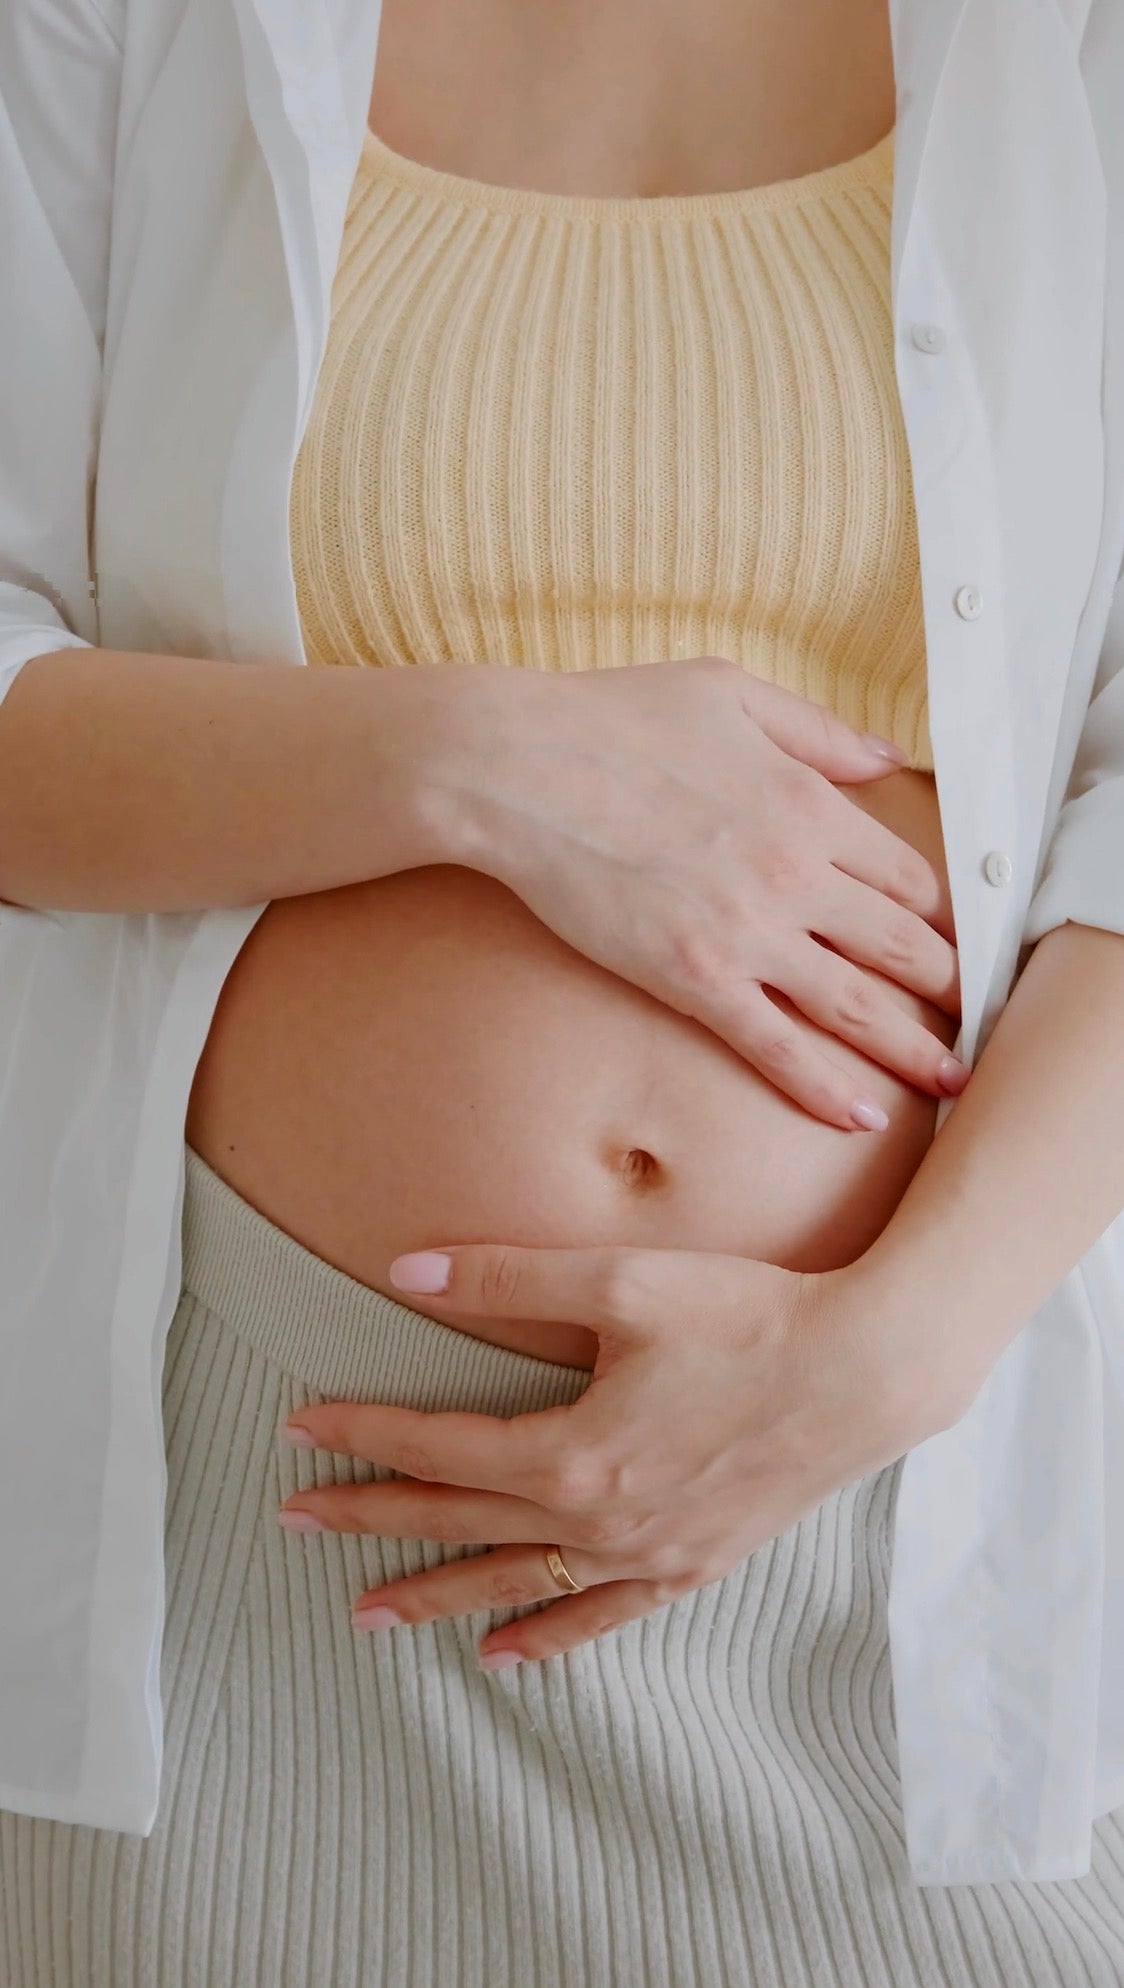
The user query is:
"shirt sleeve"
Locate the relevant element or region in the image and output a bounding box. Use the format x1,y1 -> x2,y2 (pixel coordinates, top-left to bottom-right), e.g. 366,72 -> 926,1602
1023,551 -> 1124,945
0,0 -> 123,700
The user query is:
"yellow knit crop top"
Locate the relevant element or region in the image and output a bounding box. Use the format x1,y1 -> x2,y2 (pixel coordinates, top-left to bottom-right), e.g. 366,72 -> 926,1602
290,120 -> 932,771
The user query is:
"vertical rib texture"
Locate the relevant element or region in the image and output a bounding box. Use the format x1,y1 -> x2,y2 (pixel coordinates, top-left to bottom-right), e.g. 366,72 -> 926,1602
288,122 -> 933,768
4,1143 -> 1124,1986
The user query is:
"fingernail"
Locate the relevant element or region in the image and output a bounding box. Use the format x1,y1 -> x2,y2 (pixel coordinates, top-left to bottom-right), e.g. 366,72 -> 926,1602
389,1251 -> 452,1294
936,1054 -> 971,1095
280,1420 -> 316,1448
479,1648 -> 523,1670
277,1509 -> 323,1532
851,1096 -> 890,1131
351,1605 -> 403,1631
859,732 -> 908,765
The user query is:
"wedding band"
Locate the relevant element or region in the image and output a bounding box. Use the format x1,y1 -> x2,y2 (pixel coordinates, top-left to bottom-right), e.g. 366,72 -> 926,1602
544,1545 -> 584,1594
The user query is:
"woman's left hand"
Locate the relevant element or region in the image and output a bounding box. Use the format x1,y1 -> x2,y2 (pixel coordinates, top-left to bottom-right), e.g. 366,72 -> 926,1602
277,1240 -> 974,1666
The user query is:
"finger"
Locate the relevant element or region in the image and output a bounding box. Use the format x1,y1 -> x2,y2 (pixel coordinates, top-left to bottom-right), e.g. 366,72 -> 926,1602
716,981 -> 899,1131
782,941 -> 969,1098
736,676 -> 909,783
812,869 -> 961,1015
282,1397 -> 594,1499
477,1579 -> 673,1664
346,1541 -> 613,1635
387,1238 -> 696,1341
826,793 -> 956,941
277,1475 -> 556,1541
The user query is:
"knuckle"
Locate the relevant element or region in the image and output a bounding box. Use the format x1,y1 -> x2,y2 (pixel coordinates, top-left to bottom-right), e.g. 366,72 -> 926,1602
542,1450 -> 610,1515
643,1550 -> 726,1605
488,1568 -> 543,1607
753,1026 -> 800,1073
640,1541 -> 694,1589
759,842 -> 814,896
590,1250 -> 643,1326
668,927 -> 723,994
807,1087 -> 852,1128
392,1440 -> 441,1482
693,651 -> 741,687
897,1033 -> 944,1091
893,849 -> 934,907
381,1593 -> 423,1625
578,1604 -> 630,1641
878,905 -> 920,970
926,1039 -> 956,1086
647,1571 -> 693,1609
834,972 -> 879,1031
809,703 -> 843,760
478,1249 -> 523,1312
307,1490 -> 353,1532
574,1505 -> 636,1550
692,1552 -> 731,1592
782,762 -> 831,824
304,1405 -> 356,1452
431,1508 -> 478,1544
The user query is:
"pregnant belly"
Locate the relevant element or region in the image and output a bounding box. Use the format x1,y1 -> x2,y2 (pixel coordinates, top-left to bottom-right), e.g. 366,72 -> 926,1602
185,768 -> 957,1368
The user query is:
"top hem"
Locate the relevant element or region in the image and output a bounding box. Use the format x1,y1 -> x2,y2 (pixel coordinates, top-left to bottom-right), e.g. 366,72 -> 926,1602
358,122 -> 895,222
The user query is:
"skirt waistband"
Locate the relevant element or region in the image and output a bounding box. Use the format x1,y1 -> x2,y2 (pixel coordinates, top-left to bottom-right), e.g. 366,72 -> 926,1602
179,1142 -> 591,1414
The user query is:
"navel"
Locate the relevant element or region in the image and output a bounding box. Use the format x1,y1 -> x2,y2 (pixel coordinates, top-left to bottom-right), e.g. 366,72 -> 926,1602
613,1145 -> 665,1192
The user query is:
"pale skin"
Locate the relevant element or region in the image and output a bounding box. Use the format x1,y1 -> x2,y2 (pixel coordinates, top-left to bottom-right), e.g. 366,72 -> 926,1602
257,0 -> 1123,1657
280,920 -> 1124,1663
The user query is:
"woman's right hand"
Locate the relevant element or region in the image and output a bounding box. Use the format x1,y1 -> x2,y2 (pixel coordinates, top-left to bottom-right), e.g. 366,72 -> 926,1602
440,654 -> 964,1130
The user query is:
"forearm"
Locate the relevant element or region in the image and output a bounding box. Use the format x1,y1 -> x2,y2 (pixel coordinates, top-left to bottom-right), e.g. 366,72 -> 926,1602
0,647 -> 490,912
861,919 -> 1124,1401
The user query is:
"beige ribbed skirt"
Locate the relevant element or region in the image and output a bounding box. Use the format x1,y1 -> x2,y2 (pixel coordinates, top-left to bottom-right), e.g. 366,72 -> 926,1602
5,1140 -> 1124,1987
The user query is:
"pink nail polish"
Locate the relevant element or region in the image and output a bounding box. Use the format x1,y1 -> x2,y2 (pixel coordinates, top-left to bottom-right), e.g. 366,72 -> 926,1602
859,732 -> 908,766
851,1096 -> 890,1131
389,1251 -> 452,1294
280,1421 -> 316,1449
351,1605 -> 403,1631
479,1648 -> 523,1670
936,1054 -> 971,1095
277,1509 -> 323,1532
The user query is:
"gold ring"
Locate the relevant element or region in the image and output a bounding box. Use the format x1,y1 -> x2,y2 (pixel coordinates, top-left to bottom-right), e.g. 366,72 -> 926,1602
544,1545 -> 584,1594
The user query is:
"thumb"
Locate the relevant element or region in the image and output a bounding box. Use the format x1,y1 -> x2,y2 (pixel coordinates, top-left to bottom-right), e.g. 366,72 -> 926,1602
387,1240 -> 673,1338
738,677 -> 908,781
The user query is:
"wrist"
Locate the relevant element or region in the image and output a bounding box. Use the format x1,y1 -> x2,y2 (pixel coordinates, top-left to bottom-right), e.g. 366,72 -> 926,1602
354,661 -> 520,875
402,662 -> 547,883
818,1244 -> 983,1442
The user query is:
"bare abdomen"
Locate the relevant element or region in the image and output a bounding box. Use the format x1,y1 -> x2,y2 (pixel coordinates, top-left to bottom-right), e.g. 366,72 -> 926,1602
185,767 -> 955,1367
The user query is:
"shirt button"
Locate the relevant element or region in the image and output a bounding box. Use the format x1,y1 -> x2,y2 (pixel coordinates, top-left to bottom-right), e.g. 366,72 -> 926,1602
910,322 -> 946,353
983,849 -> 1013,887
954,584 -> 984,620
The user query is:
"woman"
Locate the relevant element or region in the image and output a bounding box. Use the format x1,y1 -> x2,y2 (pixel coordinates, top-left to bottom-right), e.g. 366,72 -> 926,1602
2,0 -> 1124,1981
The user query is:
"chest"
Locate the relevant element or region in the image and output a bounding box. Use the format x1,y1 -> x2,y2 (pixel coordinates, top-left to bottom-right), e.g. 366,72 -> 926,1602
367,0 -> 897,200
289,124 -> 930,766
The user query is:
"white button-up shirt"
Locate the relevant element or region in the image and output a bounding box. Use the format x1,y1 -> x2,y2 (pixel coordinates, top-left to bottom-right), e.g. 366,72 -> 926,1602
1,0 -> 1124,1889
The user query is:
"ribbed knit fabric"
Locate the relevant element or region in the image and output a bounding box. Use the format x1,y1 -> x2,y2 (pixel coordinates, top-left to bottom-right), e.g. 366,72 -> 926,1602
289,121 -> 934,770
5,1142 -> 1124,1986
